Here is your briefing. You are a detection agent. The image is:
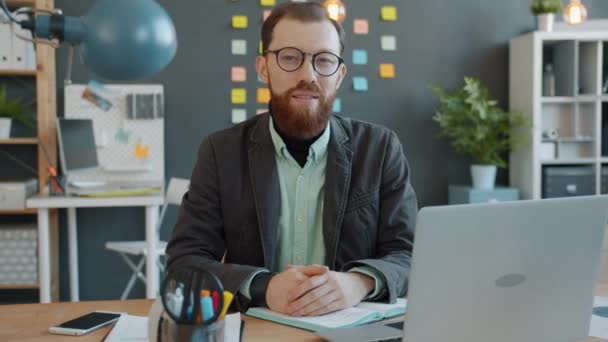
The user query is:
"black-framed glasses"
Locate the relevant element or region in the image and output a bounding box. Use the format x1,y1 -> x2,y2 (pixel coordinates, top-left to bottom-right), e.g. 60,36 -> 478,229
264,47 -> 344,77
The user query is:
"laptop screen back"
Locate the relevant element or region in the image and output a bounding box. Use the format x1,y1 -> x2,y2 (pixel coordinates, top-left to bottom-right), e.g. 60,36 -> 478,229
57,118 -> 99,173
404,195 -> 608,342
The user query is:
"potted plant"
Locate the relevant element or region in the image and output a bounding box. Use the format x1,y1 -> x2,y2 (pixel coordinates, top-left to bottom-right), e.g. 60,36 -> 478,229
432,77 -> 529,190
0,83 -> 35,139
530,0 -> 562,32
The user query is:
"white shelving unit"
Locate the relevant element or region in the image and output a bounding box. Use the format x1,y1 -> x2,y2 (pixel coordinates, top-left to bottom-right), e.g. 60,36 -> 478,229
509,30 -> 608,200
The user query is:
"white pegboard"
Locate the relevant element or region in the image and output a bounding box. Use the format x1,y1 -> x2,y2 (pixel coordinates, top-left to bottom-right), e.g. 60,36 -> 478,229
64,84 -> 164,184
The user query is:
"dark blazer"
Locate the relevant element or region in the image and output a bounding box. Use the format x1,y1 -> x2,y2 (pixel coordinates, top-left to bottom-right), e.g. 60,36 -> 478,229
166,113 -> 417,311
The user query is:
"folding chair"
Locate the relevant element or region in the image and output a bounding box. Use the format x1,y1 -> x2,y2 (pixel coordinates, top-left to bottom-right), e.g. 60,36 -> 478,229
105,177 -> 189,299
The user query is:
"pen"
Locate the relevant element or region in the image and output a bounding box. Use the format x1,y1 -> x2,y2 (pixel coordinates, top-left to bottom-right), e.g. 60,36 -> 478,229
218,291 -> 234,320
197,289 -> 210,323
212,291 -> 219,312
201,296 -> 213,322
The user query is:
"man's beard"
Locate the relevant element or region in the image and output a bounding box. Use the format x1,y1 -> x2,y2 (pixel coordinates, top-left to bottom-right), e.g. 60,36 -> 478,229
270,80 -> 335,140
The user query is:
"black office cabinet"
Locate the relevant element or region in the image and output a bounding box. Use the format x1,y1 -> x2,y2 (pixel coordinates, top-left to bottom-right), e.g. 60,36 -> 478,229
542,166 -> 596,198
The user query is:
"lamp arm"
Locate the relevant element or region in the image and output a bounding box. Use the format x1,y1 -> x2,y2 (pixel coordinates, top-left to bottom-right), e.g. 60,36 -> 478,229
18,10 -> 85,44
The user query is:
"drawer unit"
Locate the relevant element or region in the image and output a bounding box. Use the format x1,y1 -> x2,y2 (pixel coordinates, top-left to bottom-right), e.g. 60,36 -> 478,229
0,179 -> 38,210
448,185 -> 519,204
542,166 -> 595,198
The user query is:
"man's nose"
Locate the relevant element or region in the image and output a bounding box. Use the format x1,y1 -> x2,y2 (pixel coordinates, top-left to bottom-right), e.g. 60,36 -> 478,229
295,56 -> 318,83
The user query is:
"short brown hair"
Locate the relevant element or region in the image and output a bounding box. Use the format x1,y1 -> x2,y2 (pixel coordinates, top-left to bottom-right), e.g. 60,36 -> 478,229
261,1 -> 346,55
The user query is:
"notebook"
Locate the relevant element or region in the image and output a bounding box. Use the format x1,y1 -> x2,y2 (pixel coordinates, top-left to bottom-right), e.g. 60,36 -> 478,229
245,298 -> 406,332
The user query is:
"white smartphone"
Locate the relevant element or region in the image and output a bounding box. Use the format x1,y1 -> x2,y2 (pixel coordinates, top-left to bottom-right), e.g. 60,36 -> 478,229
48,311 -> 122,336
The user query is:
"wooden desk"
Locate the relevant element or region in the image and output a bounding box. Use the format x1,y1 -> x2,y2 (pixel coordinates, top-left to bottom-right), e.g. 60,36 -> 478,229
0,298 -> 606,342
0,299 -> 320,342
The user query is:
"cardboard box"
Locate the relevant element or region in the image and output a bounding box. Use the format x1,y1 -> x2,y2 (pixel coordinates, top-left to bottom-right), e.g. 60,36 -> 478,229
0,179 -> 38,210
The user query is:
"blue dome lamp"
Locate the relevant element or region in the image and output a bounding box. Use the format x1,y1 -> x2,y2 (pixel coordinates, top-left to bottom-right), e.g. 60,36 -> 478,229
4,0 -> 177,80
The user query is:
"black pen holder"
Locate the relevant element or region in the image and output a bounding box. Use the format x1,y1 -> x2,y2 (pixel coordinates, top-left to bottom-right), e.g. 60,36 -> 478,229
160,316 -> 225,342
149,299 -> 226,342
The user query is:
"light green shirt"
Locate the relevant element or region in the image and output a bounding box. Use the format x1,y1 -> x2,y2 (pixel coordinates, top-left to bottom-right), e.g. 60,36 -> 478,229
240,117 -> 385,300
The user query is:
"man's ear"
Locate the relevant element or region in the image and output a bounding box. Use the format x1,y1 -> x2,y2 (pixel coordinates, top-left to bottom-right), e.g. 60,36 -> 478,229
255,55 -> 270,85
335,63 -> 347,90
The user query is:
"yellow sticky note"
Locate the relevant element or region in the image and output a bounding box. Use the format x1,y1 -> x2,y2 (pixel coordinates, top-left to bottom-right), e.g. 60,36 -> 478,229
381,6 -> 397,21
257,88 -> 271,103
259,40 -> 263,55
232,15 -> 248,29
134,143 -> 150,159
231,88 -> 247,104
379,64 -> 395,79
260,0 -> 275,6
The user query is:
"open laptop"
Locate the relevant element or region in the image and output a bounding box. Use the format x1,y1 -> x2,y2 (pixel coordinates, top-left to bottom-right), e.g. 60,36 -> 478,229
56,118 -> 162,196
316,195 -> 608,342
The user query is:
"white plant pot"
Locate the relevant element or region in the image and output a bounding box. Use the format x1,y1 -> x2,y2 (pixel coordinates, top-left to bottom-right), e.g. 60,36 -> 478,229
0,118 -> 11,139
471,164 -> 497,190
537,13 -> 554,32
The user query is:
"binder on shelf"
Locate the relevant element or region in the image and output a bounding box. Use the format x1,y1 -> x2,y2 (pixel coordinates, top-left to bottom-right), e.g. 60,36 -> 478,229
11,11 -> 36,71
0,12 -> 11,69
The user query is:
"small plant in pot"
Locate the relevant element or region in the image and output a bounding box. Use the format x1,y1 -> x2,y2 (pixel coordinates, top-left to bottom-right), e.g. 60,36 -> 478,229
0,84 -> 35,139
432,77 -> 529,190
530,0 -> 562,32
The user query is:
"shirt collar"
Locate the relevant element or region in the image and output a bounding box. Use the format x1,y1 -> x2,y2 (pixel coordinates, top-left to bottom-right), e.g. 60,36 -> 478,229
268,117 -> 331,162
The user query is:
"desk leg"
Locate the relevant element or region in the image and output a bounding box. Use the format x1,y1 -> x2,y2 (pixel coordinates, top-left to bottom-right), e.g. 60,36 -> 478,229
145,205 -> 159,299
67,208 -> 79,301
37,208 -> 50,303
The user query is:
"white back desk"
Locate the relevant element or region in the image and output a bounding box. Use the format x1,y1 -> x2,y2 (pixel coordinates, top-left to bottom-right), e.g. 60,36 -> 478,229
26,194 -> 164,303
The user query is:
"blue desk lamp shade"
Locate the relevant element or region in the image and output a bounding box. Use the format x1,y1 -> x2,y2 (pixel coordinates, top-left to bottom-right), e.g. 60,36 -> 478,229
28,0 -> 177,80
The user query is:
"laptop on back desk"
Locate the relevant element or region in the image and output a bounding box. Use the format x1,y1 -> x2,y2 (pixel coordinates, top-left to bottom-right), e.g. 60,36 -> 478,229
56,118 -> 161,196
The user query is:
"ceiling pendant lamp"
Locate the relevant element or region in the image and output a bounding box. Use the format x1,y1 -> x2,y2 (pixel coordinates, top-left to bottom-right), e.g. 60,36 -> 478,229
563,0 -> 588,25
323,0 -> 346,23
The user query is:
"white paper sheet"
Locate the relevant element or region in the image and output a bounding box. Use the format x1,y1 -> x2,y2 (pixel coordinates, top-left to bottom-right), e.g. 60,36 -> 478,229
224,312 -> 242,342
590,296 -> 608,338
104,314 -> 148,342
103,313 -> 242,342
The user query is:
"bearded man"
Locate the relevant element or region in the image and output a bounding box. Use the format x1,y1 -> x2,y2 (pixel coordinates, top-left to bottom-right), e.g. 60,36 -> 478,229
166,1 -> 418,317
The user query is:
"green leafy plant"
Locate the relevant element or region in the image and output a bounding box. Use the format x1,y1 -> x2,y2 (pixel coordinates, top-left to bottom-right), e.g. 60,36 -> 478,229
432,77 -> 529,168
0,83 -> 34,128
530,0 -> 562,15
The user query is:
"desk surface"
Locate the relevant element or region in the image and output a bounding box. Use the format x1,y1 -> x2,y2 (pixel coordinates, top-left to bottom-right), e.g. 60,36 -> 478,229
0,299 -> 320,342
26,194 -> 164,208
0,298 -> 605,342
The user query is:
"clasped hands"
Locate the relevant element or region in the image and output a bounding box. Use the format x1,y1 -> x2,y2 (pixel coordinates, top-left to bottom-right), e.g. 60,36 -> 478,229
265,264 -> 374,317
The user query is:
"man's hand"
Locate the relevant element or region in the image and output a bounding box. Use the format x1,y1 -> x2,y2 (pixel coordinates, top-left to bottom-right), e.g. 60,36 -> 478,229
285,266 -> 375,317
265,265 -> 328,314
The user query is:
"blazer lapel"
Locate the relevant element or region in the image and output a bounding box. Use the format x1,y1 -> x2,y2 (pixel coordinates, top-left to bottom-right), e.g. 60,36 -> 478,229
323,117 -> 352,269
248,114 -> 280,269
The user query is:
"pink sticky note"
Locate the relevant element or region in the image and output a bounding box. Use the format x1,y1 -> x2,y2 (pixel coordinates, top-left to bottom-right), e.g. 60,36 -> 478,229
256,108 -> 267,115
263,10 -> 271,22
231,66 -> 247,82
353,19 -> 369,35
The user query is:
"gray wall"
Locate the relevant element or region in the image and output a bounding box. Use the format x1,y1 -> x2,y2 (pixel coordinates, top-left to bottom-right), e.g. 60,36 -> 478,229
48,0 -> 608,300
